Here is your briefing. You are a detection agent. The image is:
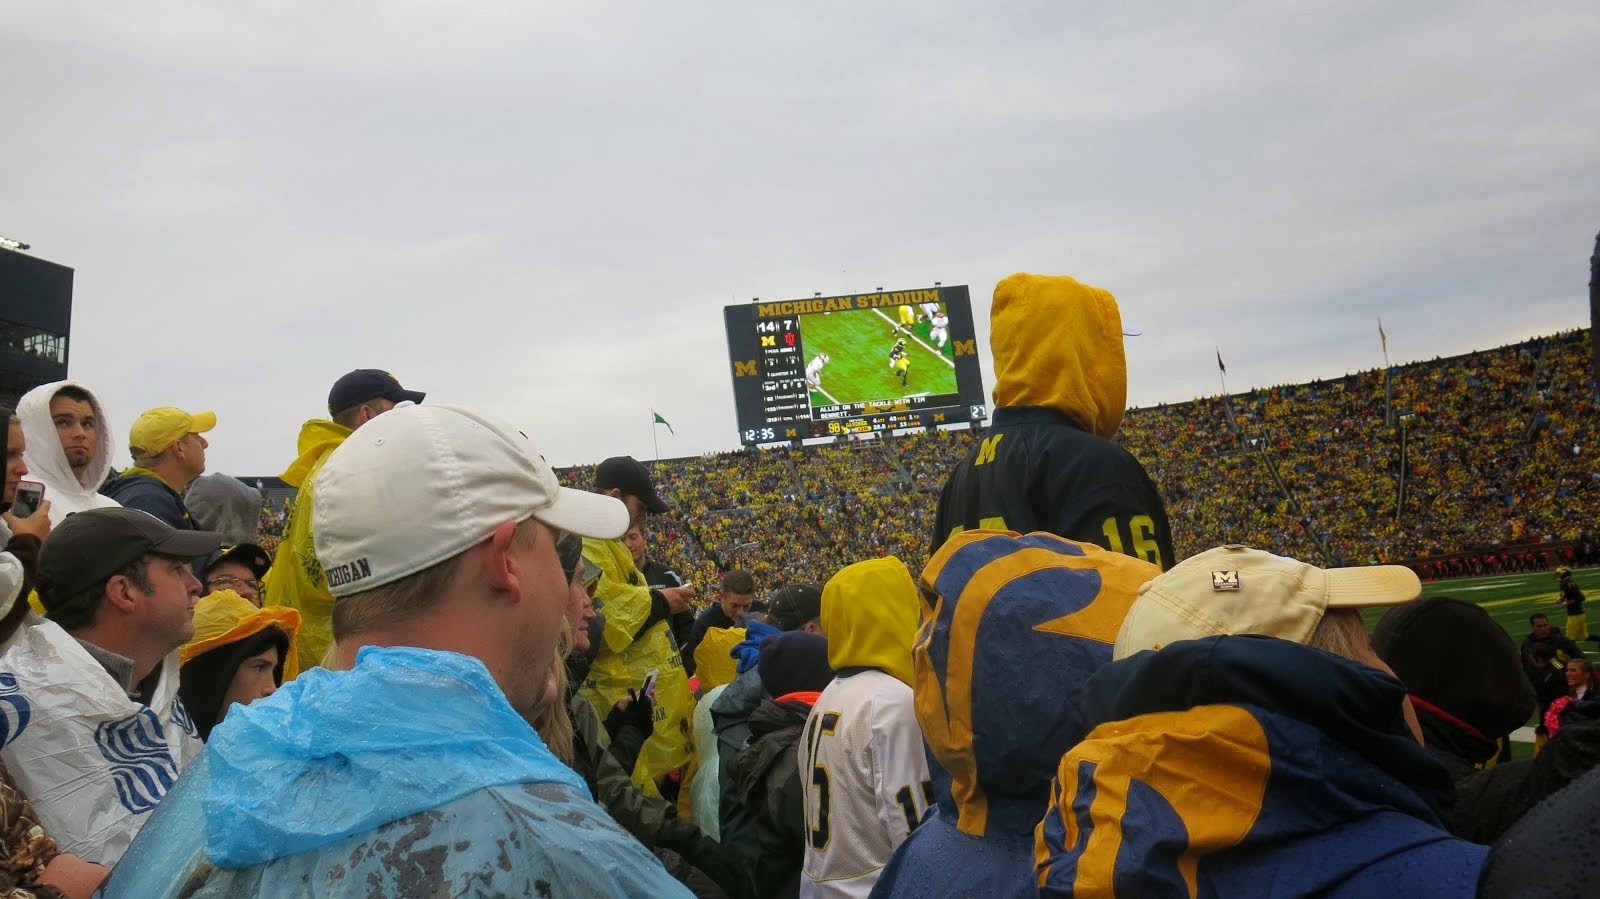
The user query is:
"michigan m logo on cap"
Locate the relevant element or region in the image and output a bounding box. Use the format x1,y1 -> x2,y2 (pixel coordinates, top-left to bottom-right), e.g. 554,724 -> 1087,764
1212,570 -> 1240,591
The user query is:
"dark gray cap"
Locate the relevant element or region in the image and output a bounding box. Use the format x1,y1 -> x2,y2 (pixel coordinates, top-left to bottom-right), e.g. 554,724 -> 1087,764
37,508 -> 222,604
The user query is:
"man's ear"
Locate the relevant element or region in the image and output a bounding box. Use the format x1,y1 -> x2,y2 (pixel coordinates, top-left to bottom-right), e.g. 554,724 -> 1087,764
483,520 -> 523,599
103,575 -> 139,615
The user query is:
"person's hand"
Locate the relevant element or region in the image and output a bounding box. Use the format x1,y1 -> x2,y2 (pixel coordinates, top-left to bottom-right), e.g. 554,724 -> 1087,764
3,501 -> 51,541
661,585 -> 695,614
605,689 -> 655,740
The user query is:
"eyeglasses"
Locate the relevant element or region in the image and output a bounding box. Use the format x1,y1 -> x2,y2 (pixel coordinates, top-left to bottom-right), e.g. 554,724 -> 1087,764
207,575 -> 263,595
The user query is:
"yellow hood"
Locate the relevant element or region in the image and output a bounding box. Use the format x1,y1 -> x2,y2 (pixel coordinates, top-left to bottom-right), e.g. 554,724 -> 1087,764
821,556 -> 920,687
990,273 -> 1128,439
280,419 -> 352,488
181,590 -> 302,679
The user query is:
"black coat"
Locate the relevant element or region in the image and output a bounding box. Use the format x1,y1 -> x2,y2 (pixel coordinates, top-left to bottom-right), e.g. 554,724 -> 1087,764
721,697 -> 812,899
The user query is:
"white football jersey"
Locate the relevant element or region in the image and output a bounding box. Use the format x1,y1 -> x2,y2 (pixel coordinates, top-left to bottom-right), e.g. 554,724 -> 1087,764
931,313 -> 948,331
807,356 -> 827,380
799,670 -> 931,899
920,302 -> 941,320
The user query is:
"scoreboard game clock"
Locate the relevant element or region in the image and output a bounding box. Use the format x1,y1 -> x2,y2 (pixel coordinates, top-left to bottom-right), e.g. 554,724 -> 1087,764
723,285 -> 986,445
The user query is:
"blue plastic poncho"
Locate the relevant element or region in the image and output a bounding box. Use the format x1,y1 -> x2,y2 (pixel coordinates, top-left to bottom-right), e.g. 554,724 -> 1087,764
100,645 -> 693,898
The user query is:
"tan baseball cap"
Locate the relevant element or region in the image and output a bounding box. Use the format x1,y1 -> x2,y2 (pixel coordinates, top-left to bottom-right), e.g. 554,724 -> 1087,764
1113,545 -> 1422,660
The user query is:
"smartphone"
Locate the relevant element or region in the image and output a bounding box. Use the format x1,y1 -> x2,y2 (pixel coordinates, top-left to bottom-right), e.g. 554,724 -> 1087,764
11,480 -> 44,519
640,668 -> 660,701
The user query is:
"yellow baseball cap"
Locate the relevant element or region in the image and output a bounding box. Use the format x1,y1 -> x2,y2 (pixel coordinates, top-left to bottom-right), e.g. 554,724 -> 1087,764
129,407 -> 216,457
1113,545 -> 1421,660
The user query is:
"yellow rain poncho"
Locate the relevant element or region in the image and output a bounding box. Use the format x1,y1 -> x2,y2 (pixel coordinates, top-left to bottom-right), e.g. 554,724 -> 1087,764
580,537 -> 695,798
693,626 -> 746,694
263,419 -> 350,669
182,590 -> 302,678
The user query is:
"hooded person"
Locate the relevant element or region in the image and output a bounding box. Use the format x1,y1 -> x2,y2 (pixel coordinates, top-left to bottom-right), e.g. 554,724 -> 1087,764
1034,545 -> 1488,898
1372,596 -> 1536,782
178,591 -> 300,741
799,557 -> 928,899
15,381 -> 119,527
930,274 -> 1172,571
185,474 -> 266,546
263,369 -> 424,670
871,531 -> 1159,899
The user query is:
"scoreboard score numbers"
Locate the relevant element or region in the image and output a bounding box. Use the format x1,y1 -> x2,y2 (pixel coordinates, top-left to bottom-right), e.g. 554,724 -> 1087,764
724,285 -> 986,445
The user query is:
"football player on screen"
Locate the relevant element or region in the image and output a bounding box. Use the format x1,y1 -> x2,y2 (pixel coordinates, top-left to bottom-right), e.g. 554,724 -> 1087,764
807,352 -> 829,393
888,337 -> 908,370
930,310 -> 950,349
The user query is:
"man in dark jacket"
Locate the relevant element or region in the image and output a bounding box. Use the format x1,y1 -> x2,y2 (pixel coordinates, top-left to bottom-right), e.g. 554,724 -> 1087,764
931,273 -> 1171,569
1521,613 -> 1585,667
723,631 -> 834,899
101,406 -> 214,530
684,569 -> 757,667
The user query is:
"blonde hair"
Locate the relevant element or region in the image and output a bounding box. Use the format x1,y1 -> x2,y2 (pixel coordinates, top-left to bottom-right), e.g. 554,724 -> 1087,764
530,617 -> 575,764
1305,608 -> 1363,660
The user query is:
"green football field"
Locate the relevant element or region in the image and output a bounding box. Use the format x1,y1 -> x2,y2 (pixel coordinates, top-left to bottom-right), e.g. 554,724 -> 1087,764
1361,566 -> 1600,754
1359,566 -> 1600,639
799,307 -> 957,407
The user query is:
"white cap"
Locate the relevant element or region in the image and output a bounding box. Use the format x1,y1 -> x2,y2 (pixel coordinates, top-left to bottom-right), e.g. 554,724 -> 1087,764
312,404 -> 629,598
1113,545 -> 1421,660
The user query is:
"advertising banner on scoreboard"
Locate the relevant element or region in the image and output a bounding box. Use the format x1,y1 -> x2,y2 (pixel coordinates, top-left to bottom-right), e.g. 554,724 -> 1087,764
723,286 -> 985,444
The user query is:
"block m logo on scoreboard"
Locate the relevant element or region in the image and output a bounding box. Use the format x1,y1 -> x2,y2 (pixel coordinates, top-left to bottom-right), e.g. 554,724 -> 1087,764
734,360 -> 758,377
954,339 -> 976,356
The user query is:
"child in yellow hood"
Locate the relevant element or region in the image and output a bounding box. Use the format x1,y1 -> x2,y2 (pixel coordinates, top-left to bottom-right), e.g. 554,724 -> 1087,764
179,590 -> 300,740
931,273 -> 1174,570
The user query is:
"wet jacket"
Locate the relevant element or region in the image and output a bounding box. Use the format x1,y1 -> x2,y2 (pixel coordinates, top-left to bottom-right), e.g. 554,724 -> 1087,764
581,537 -> 695,798
1035,636 -> 1486,898
932,275 -> 1171,569
262,419 -> 349,668
0,612 -> 201,866
1455,716 -> 1600,843
1477,753 -> 1600,898
98,646 -> 692,898
725,694 -> 815,899
16,380 -> 120,526
101,467 -> 197,531
872,532 -> 1157,899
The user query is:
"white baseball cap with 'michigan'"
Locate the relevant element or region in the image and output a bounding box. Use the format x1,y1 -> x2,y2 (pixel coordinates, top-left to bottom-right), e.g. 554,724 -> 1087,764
1113,544 -> 1422,660
312,404 -> 629,598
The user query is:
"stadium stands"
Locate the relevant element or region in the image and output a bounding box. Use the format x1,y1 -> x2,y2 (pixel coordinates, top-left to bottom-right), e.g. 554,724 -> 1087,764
254,329 -> 1598,591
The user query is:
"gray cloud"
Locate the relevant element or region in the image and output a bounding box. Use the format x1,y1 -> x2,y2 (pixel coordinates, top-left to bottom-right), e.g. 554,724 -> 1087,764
2,0 -> 1596,474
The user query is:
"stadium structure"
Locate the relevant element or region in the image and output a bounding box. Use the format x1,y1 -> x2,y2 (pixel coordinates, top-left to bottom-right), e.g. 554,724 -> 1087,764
0,246 -> 72,409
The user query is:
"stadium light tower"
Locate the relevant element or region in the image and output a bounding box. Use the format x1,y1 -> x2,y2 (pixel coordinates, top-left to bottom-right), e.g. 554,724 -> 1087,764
0,235 -> 30,252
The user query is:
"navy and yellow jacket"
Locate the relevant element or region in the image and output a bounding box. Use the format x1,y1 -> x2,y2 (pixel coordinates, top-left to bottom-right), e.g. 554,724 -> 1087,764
871,531 -> 1158,899
932,274 -> 1172,569
1035,636 -> 1487,898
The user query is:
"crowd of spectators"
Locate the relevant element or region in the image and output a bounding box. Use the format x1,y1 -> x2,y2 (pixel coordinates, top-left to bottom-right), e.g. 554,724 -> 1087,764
247,330 -> 1598,589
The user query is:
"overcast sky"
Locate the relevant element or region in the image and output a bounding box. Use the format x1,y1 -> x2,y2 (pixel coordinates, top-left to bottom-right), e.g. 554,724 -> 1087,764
4,1 -> 1597,475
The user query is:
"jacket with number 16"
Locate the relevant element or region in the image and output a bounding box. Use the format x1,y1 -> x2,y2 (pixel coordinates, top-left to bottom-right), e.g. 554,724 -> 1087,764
931,274 -> 1171,570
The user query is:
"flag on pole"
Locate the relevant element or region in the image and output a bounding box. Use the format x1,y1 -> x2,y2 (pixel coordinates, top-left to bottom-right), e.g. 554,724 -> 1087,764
1216,349 -> 1226,374
652,411 -> 675,435
1378,318 -> 1388,355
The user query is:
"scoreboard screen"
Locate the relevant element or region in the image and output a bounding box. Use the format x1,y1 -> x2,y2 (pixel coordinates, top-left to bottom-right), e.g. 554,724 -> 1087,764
724,285 -> 986,445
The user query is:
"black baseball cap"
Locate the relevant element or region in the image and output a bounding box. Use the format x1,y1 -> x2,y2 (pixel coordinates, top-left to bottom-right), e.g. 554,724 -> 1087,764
327,369 -> 426,417
37,508 -> 223,605
766,583 -> 824,631
203,543 -> 273,580
593,456 -> 668,514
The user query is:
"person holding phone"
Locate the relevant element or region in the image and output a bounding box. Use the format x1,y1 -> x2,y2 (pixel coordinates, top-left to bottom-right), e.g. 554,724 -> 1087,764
1,408 -> 50,541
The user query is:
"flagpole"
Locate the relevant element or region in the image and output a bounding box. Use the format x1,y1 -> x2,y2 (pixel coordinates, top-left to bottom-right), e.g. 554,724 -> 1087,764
651,412 -> 659,463
1379,318 -> 1390,370
1216,347 -> 1229,396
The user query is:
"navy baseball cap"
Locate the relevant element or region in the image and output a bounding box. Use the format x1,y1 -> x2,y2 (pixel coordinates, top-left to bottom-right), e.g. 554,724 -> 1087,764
593,456 -> 669,514
328,369 -> 426,416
